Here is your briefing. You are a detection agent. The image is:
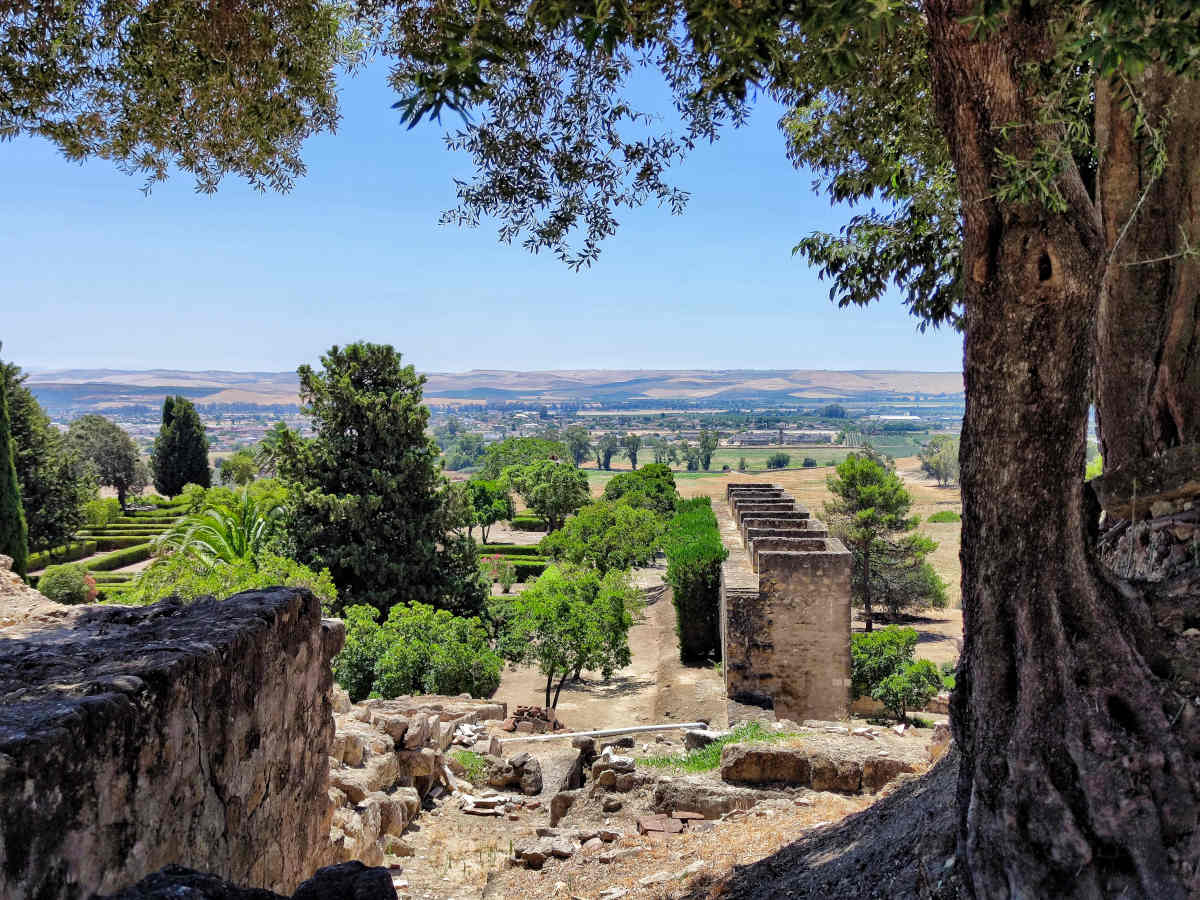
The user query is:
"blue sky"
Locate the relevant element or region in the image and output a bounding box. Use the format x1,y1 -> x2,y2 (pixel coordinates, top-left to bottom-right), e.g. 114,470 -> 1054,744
1,61 -> 962,375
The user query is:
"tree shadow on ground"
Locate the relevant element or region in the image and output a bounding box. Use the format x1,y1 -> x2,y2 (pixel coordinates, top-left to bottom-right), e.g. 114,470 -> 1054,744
558,673 -> 653,700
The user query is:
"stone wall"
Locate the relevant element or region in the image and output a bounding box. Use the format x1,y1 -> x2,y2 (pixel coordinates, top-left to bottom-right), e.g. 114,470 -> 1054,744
0,577 -> 344,899
718,484 -> 852,720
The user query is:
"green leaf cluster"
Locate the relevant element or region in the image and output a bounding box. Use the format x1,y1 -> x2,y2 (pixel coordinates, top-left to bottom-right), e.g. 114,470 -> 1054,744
121,550 -> 337,610
479,436 -> 569,479
464,479 -> 516,543
334,603 -> 502,702
37,564 -> 93,605
850,625 -> 946,723
601,463 -> 678,517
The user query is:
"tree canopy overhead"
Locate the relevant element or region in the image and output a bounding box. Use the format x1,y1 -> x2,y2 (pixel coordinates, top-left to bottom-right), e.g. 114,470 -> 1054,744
1,1 -> 351,193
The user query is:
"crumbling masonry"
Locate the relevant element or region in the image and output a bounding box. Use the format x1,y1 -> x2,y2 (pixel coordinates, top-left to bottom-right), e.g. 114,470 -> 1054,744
718,483 -> 852,721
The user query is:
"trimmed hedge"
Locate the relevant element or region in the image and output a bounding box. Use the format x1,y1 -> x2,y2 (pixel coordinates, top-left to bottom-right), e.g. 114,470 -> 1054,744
88,572 -> 136,584
509,515 -> 548,531
116,515 -> 179,524
86,542 -> 155,572
28,540 -> 98,570
663,497 -> 728,663
511,558 -> 548,582
479,544 -> 543,557
93,536 -> 157,552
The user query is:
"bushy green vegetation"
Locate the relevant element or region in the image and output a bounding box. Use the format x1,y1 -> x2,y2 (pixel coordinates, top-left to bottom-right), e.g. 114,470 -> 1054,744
601,463 -> 677,517
494,564 -> 640,710
67,414 -> 146,509
335,603 -> 502,702
479,436 -> 569,479
851,626 -> 947,723
639,722 -> 798,773
37,564 -> 94,605
539,499 -> 664,574
478,544 -> 543,556
87,542 -> 156,572
919,435 -> 960,486
765,452 -> 790,469
464,479 -> 515,543
1085,454 -> 1103,480
123,550 -> 337,607
663,497 -> 727,663
509,515 -> 549,531
927,510 -> 961,524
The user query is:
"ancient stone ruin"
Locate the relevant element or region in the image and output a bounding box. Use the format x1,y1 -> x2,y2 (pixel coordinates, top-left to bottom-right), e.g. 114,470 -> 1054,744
718,483 -> 852,721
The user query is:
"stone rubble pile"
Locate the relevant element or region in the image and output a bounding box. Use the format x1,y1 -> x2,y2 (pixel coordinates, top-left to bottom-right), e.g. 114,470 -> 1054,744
325,688 -> 506,867
500,704 -> 567,733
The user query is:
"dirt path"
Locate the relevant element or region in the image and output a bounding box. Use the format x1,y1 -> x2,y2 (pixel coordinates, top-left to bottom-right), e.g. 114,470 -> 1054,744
493,562 -> 726,735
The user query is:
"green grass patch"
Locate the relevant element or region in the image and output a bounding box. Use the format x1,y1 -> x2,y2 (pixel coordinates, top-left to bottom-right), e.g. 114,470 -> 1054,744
638,721 -> 801,773
926,510 -> 961,523
448,749 -> 488,784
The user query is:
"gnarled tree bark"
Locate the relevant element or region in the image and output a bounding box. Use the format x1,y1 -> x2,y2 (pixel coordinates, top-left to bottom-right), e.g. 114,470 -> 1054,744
926,2 -> 1199,896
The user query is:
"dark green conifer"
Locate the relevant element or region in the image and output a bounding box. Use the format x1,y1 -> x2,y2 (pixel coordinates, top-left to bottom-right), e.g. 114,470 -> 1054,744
0,363 -> 29,576
153,395 -> 210,496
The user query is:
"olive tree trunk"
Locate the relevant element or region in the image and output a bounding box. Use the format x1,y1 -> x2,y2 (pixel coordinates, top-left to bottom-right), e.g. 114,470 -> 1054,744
1095,68 -> 1200,475
926,2 -> 1199,896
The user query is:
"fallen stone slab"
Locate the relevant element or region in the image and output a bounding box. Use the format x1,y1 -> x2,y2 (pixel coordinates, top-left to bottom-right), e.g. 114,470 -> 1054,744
684,729 -> 728,751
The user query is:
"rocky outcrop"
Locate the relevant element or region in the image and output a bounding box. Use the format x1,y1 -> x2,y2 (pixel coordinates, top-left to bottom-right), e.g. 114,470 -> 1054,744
718,733 -> 928,793
324,693 -> 507,867
0,587 -> 344,899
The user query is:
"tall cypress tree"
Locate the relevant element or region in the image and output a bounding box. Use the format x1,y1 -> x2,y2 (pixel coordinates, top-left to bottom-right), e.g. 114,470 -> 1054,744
152,395 -> 210,496
0,364 -> 29,576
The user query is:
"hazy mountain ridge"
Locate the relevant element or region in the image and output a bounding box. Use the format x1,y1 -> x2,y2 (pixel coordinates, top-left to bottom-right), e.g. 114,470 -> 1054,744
25,367 -> 963,417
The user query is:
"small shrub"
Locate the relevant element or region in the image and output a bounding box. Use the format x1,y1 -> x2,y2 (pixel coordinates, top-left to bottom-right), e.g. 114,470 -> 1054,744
802,457 -> 818,468
851,626 -> 945,722
509,515 -> 548,531
84,498 -> 123,528
478,544 -> 543,556
737,457 -> 748,472
940,660 -> 957,691
481,554 -> 518,593
765,452 -> 790,469
927,510 -> 961,523
874,658 -> 943,722
38,564 -> 95,605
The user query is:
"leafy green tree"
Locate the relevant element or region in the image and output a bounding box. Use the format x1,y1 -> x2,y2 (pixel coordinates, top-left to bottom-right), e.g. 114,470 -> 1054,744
277,343 -> 483,618
66,415 -> 141,509
442,432 -> 487,470
919,435 -> 959,487
698,429 -> 719,471
218,448 -> 258,487
503,459 -> 589,532
854,532 -> 947,621
333,603 -> 501,702
564,425 -> 592,466
466,479 -> 515,543
539,499 -> 664,574
825,454 -> 917,632
2,363 -> 94,553
152,396 -> 211,496
766,452 -> 790,469
1085,454 -> 1103,480
479,436 -> 569,479
737,456 -> 748,472
596,434 -> 621,470
601,463 -> 677,518
802,457 -> 818,468
620,432 -> 642,469
0,365 -> 28,575
850,626 -> 941,723
821,405 -> 848,419
496,564 -> 639,710
681,442 -> 700,472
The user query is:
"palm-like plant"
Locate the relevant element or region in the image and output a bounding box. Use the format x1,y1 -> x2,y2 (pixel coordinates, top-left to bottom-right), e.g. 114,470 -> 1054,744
158,490 -> 283,569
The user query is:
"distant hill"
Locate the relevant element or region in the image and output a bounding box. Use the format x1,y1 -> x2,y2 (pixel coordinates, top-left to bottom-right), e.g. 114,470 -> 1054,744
25,368 -> 963,417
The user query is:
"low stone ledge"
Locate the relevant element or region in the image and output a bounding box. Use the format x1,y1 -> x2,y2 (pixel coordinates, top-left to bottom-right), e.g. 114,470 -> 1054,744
0,588 -> 342,899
